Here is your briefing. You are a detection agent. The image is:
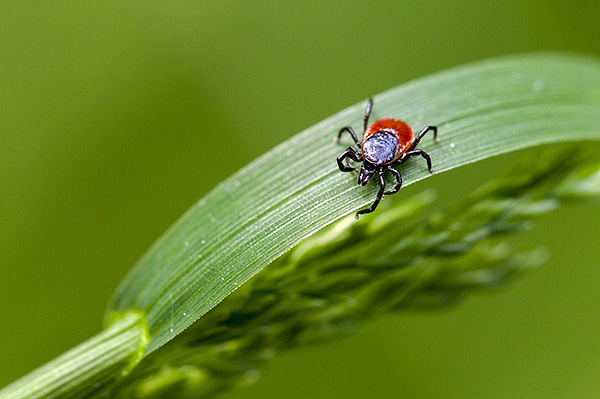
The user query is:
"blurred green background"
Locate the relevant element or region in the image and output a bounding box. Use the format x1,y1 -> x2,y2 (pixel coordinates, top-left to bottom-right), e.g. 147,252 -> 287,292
1,0 -> 599,397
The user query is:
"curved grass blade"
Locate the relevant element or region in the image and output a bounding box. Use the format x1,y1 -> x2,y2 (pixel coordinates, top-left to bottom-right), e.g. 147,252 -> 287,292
107,53 -> 600,355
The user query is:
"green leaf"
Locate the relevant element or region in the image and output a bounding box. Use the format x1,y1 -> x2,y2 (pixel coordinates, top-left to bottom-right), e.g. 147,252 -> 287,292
3,53 -> 600,399
107,53 -> 600,355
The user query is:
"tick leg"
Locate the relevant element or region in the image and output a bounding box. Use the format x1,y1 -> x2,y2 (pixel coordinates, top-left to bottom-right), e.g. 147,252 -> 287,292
409,125 -> 438,151
363,98 -> 373,131
336,126 -> 361,146
337,147 -> 362,172
384,166 -> 403,195
356,169 -> 385,218
402,149 -> 434,173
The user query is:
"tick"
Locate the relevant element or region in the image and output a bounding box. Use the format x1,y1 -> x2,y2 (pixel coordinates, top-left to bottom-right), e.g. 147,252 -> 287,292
336,98 -> 438,218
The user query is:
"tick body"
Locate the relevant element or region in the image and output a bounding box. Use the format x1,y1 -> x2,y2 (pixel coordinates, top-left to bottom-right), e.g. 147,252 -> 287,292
336,98 -> 438,218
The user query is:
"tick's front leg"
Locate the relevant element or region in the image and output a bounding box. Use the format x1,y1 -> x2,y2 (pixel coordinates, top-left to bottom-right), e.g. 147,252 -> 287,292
337,147 -> 362,172
336,127 -> 361,146
363,98 -> 373,131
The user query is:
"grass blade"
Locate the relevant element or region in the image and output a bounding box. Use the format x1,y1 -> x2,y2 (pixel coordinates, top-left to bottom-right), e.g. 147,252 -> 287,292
4,53 -> 600,399
107,53 -> 600,355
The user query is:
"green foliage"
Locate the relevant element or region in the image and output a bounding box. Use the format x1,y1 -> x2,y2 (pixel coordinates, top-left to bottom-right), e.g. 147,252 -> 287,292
1,54 -> 599,399
108,53 -> 600,356
107,149 -> 600,399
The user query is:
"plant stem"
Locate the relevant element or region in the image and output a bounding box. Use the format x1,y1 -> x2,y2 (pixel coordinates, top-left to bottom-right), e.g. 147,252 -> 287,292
0,312 -> 147,399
